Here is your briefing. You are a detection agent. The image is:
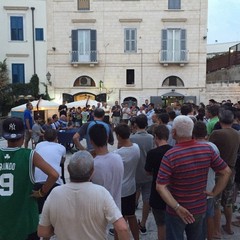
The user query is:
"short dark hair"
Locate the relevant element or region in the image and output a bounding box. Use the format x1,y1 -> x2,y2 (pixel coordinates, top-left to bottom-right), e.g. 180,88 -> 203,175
135,114 -> 148,129
115,123 -> 131,139
89,124 -> 107,147
181,103 -> 193,115
168,111 -> 176,120
44,128 -> 57,142
206,105 -> 219,117
52,114 -> 58,119
93,108 -> 105,118
192,121 -> 207,138
154,125 -> 169,141
158,113 -> 169,124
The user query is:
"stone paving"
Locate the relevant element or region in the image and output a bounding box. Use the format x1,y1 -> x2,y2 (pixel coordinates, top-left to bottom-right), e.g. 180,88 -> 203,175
1,136 -> 240,239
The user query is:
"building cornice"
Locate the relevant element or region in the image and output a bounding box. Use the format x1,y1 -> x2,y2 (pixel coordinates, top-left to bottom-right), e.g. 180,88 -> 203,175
6,54 -> 29,58
119,19 -> 142,23
4,6 -> 29,11
161,18 -> 187,22
72,19 -> 96,23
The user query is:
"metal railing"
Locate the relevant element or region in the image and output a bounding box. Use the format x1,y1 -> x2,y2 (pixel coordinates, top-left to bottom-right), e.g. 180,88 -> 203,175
159,50 -> 189,63
70,50 -> 98,64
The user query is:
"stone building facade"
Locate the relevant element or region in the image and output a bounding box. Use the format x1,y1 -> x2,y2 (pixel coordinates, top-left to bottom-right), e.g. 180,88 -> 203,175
46,0 -> 208,106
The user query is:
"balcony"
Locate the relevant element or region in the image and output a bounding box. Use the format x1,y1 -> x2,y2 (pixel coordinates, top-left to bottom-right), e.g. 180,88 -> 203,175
159,50 -> 189,65
70,50 -> 98,65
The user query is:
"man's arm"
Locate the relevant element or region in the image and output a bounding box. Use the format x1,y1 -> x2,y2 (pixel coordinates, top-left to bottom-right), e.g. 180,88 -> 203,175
205,166 -> 231,197
113,217 -> 130,240
31,152 -> 59,197
72,132 -> 85,150
38,225 -> 54,238
108,128 -> 114,145
156,183 -> 195,224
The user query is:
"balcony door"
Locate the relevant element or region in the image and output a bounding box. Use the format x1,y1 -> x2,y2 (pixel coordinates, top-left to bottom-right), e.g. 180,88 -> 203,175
78,30 -> 90,62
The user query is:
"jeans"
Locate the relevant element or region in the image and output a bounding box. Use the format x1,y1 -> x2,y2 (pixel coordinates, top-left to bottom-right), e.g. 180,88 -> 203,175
166,212 -> 205,240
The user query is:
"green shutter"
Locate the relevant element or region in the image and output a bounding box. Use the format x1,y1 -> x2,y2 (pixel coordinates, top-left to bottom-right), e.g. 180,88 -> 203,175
162,29 -> 168,61
90,30 -> 97,62
72,30 -> 78,62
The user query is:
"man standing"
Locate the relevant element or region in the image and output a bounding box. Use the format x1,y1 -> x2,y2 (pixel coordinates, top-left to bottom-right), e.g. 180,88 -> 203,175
58,100 -> 68,117
146,103 -> 155,127
156,115 -> 231,240
209,109 -> 240,237
130,114 -> 154,234
24,102 -> 33,148
145,125 -> 172,240
73,108 -> 114,153
206,104 -> 219,135
38,151 -> 130,240
89,124 -> 124,240
114,123 -> 140,240
34,128 -> 66,213
32,117 -> 45,145
0,117 -> 58,240
111,100 -> 122,128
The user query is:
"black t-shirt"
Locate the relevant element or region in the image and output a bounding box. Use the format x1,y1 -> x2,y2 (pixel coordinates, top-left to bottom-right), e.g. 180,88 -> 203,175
145,144 -> 172,209
111,105 -> 121,117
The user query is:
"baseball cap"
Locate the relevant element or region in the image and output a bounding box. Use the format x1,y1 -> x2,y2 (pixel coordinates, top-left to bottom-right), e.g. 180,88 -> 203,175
2,117 -> 24,140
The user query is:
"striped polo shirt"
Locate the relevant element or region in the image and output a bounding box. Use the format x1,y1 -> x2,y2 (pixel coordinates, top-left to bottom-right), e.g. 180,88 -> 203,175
157,139 -> 227,216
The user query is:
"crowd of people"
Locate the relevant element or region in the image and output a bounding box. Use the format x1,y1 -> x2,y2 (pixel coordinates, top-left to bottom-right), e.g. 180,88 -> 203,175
1,97 -> 240,240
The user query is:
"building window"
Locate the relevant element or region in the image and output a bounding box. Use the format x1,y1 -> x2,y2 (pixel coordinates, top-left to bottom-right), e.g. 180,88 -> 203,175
35,28 -> 44,41
161,28 -> 187,62
78,0 -> 90,10
10,16 -> 24,41
12,64 -> 25,83
124,28 -> 137,53
71,29 -> 97,63
162,76 -> 184,87
168,0 -> 181,9
126,69 -> 135,85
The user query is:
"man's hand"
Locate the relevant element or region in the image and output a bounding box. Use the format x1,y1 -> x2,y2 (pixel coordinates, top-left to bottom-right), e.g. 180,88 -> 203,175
31,189 -> 45,199
175,205 -> 195,224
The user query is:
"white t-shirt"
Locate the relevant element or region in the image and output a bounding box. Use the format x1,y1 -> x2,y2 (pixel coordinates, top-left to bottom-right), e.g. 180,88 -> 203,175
92,152 -> 124,209
39,182 -> 122,240
114,143 -> 140,197
35,141 -> 66,184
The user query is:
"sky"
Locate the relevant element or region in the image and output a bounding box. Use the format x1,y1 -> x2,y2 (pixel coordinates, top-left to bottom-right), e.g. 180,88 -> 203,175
207,0 -> 240,44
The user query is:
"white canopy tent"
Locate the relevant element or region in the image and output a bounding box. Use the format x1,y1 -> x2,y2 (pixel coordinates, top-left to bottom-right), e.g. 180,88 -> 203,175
11,99 -> 59,120
11,99 -> 59,112
66,99 -> 100,108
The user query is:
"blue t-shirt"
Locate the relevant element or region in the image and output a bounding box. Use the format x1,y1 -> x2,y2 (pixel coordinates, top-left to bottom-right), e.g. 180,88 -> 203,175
23,109 -> 33,129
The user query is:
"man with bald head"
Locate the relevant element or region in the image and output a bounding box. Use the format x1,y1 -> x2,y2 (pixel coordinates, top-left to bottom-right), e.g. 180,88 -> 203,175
38,151 -> 130,240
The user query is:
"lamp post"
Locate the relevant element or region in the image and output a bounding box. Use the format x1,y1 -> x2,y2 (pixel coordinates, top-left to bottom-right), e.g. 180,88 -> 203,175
46,71 -> 52,86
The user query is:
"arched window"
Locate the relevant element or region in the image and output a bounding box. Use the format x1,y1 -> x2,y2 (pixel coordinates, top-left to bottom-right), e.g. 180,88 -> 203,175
73,75 -> 95,87
162,76 -> 184,87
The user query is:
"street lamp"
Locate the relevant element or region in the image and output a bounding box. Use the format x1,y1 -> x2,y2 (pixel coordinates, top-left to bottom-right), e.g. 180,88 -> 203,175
46,71 -> 52,86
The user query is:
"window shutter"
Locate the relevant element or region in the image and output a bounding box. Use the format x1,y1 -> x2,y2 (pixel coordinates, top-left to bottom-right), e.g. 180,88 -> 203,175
180,29 -> 186,61
72,30 -> 78,62
90,30 -> 97,62
131,29 -> 136,52
161,29 -> 168,61
124,29 -> 130,52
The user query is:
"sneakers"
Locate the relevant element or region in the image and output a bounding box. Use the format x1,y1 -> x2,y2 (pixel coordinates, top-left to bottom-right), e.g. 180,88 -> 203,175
138,220 -> 147,235
108,228 -> 115,236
